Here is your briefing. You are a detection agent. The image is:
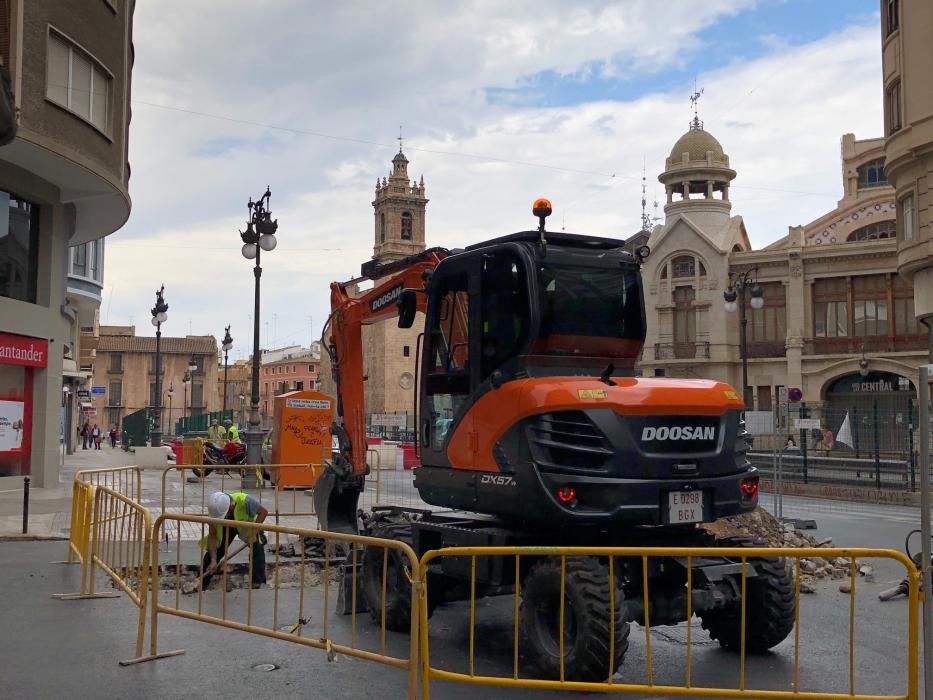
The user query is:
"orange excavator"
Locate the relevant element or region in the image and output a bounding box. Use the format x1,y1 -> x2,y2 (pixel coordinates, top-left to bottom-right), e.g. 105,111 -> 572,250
315,200 -> 794,681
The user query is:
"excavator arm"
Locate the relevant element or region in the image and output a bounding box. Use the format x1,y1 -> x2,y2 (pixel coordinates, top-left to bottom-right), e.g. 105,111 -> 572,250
314,248 -> 448,533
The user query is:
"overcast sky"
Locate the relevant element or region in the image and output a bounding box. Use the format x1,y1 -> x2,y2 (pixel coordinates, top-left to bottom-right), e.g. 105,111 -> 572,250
104,0 -> 883,360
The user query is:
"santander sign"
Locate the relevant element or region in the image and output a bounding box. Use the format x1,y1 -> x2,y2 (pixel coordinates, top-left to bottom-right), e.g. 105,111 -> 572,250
0,332 -> 48,368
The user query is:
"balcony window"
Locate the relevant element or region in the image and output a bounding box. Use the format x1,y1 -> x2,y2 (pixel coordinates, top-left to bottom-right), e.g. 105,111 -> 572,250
856,159 -> 887,189
749,282 -> 786,343
671,256 -> 695,278
893,274 -> 918,335
0,191 -> 40,304
885,0 -> 899,35
109,353 -> 122,372
108,381 -> 122,405
886,80 -> 902,135
901,194 -> 915,241
673,285 -> 696,350
813,278 -> 847,337
46,31 -> 112,134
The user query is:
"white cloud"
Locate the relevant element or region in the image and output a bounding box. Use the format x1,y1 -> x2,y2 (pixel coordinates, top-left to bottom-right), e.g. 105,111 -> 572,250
105,2 -> 882,360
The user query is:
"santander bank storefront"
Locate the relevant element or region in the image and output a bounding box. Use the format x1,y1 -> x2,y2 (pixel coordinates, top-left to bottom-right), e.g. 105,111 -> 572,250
0,332 -> 48,480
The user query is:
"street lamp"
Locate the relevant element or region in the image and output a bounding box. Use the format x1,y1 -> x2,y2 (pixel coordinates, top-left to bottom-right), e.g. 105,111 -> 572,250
167,384 -> 174,437
150,285 -> 169,447
723,268 -> 763,408
183,370 -> 191,420
187,356 -> 198,416
222,325 -> 233,419
240,187 -> 278,465
239,392 -> 246,428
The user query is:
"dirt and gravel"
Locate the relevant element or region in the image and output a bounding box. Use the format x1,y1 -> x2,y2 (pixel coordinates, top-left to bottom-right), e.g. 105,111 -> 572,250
702,507 -> 868,593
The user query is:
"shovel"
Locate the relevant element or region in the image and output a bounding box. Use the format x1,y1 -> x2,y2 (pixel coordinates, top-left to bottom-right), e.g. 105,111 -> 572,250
198,542 -> 250,589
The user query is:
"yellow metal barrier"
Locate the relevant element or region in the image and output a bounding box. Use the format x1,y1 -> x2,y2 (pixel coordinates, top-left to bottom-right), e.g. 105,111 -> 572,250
138,513 -> 421,699
160,464 -> 322,524
418,546 -> 920,700
75,466 -> 142,502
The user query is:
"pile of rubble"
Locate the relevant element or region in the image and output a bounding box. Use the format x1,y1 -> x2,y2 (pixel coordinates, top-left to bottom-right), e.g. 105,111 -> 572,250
702,507 -> 866,593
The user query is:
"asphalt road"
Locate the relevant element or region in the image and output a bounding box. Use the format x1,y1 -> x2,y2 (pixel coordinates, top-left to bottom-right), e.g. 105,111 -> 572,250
1,488 -> 926,699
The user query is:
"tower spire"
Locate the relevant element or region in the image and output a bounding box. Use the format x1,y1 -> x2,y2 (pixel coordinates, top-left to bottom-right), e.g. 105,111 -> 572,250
397,125 -> 403,154
641,157 -> 651,232
690,80 -> 704,131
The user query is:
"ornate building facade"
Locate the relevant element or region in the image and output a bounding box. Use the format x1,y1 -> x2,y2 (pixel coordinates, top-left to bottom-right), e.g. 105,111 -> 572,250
639,123 -> 927,447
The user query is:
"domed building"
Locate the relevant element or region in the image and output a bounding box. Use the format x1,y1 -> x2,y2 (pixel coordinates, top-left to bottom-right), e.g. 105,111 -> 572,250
640,117 -> 928,457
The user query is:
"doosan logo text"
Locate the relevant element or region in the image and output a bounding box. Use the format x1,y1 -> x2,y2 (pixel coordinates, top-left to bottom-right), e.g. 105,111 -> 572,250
641,426 -> 715,441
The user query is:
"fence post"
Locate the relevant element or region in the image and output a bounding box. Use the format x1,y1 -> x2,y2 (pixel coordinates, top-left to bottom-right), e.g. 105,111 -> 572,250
873,399 -> 881,490
853,404 -> 860,459
798,402 -> 809,484
917,364 -> 932,697
908,396 -> 916,492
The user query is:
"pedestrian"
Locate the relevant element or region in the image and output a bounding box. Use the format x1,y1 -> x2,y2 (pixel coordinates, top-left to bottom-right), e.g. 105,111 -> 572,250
109,425 -> 118,449
202,492 -> 268,589
223,419 -> 240,443
207,419 -> 226,444
785,435 -> 796,448
810,427 -> 823,450
80,421 -> 90,450
91,423 -> 102,450
823,427 -> 835,451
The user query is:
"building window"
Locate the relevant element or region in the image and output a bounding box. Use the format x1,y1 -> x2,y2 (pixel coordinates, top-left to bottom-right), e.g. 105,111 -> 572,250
88,240 -> 99,280
109,353 -> 122,372
46,31 -> 112,133
108,380 -> 122,405
380,213 -> 386,243
71,244 -> 88,277
191,355 -> 205,373
856,159 -> 887,189
671,255 -> 695,278
902,194 -> 915,241
847,220 -> 896,241
893,274 -> 918,335
148,382 -> 158,407
191,383 -> 203,408
107,408 -> 122,431
403,345 -> 410,357
673,286 -> 696,345
295,381 -> 303,391
0,191 -> 40,304
308,364 -> 314,372
749,282 -> 787,343
853,275 -> 888,337
400,211 -> 413,240
885,0 -> 899,35
886,80 -> 902,134
813,278 -> 847,337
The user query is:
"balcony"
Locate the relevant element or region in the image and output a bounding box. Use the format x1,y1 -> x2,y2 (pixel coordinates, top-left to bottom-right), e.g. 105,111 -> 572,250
804,335 -> 929,355
746,341 -> 786,359
654,342 -> 710,360
106,399 -> 124,408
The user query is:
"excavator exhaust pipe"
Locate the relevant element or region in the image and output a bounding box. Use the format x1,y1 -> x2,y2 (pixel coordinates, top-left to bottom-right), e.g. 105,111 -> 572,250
313,461 -> 363,535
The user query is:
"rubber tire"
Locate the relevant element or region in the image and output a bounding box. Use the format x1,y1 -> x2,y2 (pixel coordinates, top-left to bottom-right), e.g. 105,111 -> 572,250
519,556 -> 629,682
698,536 -> 796,653
360,520 -> 426,633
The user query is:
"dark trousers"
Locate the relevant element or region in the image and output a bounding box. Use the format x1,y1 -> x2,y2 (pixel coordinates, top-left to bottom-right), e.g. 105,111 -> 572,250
201,526 -> 266,586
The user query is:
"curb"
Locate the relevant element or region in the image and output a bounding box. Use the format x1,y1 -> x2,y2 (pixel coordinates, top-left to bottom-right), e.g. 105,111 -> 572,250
0,534 -> 69,542
760,480 -> 921,507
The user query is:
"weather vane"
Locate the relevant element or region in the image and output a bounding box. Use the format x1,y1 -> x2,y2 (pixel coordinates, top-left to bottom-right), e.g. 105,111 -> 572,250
690,79 -> 704,130
641,158 -> 651,233
398,125 -> 403,153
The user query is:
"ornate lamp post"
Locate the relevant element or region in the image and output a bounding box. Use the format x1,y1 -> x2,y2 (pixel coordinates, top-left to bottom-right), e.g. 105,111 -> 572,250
239,392 -> 246,428
167,384 -> 174,437
182,370 -> 191,421
150,285 -> 169,447
221,325 -> 233,419
240,187 -> 278,465
723,268 -> 763,408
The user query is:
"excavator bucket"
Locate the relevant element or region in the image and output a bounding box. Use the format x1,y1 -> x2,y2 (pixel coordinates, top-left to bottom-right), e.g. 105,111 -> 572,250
312,461 -> 363,535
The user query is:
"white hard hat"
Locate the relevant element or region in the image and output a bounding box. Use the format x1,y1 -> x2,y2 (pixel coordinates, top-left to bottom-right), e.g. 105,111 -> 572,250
208,492 -> 231,519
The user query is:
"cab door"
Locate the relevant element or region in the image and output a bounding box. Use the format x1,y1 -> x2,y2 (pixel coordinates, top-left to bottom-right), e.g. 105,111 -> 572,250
419,255 -> 480,469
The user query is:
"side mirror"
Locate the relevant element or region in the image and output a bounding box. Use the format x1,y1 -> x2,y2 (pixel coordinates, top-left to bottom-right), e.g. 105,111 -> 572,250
397,289 -> 418,328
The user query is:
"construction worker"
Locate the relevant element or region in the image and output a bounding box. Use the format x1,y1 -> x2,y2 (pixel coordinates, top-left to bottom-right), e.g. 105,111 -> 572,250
224,419 -> 240,443
204,491 -> 268,588
207,419 -> 226,444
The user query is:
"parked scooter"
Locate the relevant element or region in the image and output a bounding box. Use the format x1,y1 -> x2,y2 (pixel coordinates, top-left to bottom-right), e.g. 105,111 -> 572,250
193,441 -> 247,478
878,529 -> 929,601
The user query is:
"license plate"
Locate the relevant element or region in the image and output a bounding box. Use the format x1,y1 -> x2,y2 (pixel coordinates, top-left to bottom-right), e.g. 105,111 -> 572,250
668,490 -> 704,524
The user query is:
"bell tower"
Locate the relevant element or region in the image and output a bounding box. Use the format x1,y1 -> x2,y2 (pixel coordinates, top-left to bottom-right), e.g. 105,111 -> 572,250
372,135 -> 428,262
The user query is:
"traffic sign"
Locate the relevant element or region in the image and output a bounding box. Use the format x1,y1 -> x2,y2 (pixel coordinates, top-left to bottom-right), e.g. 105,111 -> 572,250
91,386 -> 106,396
77,390 -> 90,399
787,387 -> 802,402
794,418 -> 821,430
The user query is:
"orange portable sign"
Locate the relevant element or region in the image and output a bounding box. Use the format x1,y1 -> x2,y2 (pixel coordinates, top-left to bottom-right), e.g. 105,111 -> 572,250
271,390 -> 335,489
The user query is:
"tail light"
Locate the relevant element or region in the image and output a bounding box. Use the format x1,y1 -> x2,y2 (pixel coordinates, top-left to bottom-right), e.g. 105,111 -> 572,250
740,477 -> 759,499
556,485 -> 576,504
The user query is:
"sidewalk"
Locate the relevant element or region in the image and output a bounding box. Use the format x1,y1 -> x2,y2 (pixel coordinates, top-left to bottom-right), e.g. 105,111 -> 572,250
0,444 -> 136,538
